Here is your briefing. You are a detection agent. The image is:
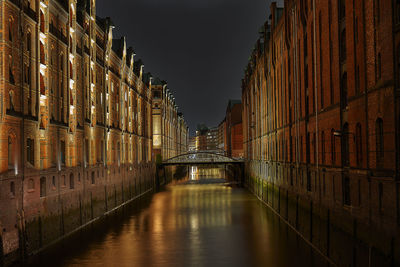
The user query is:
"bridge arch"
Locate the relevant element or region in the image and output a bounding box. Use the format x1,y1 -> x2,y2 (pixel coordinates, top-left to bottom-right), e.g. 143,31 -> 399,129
162,151 -> 243,166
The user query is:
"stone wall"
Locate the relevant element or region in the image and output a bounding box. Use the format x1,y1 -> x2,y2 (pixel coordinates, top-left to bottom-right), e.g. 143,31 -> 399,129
245,161 -> 399,266
0,162 -> 155,266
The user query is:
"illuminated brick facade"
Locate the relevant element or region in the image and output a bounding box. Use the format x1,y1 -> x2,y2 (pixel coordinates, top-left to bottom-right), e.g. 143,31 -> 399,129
152,78 -> 189,161
0,0 -> 184,262
243,1 -> 400,265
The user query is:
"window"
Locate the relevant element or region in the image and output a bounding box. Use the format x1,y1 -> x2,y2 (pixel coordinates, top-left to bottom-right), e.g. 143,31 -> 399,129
319,11 -> 324,109
70,174 -> 74,189
85,139 -> 89,164
40,177 -> 46,197
27,31 -> 31,52
331,129 -> 336,165
8,19 -> 13,42
27,138 -> 34,165
313,133 -> 316,163
8,136 -> 14,169
356,123 -> 362,166
378,182 -> 383,213
355,65 -> 360,93
62,175 -> 66,186
375,0 -> 380,24
40,11 -> 45,33
307,171 -> 312,192
339,0 -> 346,21
10,182 -> 15,197
91,172 -> 95,184
61,141 -> 66,165
342,123 -> 350,167
40,42 -> 45,65
343,176 -> 351,206
9,55 -> 15,85
304,33 -> 308,60
397,0 -> 400,24
52,176 -> 56,187
398,45 -> 400,84
376,118 -> 384,168
340,29 -> 346,63
117,142 -> 121,163
321,131 -> 325,164
377,53 -> 382,80
341,73 -> 348,108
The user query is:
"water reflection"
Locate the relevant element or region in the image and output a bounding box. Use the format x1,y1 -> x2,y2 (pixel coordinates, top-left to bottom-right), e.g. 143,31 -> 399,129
30,168 -> 329,267
189,165 -> 225,181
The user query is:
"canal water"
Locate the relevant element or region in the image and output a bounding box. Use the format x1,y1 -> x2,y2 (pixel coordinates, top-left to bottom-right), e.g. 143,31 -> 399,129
29,167 -> 329,267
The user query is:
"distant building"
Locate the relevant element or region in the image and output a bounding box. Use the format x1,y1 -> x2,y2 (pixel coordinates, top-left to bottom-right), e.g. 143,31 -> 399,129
188,136 -> 196,152
217,119 -> 226,153
193,124 -> 220,152
217,100 -> 243,158
225,100 -> 243,158
206,127 -> 219,151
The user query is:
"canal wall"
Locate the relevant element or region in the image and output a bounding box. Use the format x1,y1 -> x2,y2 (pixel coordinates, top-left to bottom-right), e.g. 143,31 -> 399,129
0,162 -> 156,266
245,161 -> 400,267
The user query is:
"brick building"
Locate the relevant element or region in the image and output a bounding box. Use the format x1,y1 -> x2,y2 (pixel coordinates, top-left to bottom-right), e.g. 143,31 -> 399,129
225,100 -> 243,158
242,0 -> 400,265
152,78 -> 189,161
0,0 -> 184,263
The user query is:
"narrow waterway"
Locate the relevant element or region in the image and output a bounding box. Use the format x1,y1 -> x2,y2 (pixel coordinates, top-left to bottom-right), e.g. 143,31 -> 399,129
29,168 -> 329,267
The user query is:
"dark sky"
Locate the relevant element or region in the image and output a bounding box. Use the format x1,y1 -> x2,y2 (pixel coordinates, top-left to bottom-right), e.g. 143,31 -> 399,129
96,0 -> 277,135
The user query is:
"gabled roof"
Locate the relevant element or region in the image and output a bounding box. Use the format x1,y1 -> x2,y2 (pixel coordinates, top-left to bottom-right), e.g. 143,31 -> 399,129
152,77 -> 167,86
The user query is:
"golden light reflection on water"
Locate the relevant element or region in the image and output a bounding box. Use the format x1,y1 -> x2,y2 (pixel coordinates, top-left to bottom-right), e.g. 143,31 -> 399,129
34,168 -> 328,267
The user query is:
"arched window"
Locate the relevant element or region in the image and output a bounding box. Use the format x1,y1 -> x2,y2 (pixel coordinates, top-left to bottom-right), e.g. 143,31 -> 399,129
40,177 -> 46,197
376,118 -> 384,168
26,31 -> 31,52
70,173 -> 74,189
342,123 -> 350,166
52,176 -> 56,187
356,123 -> 362,166
8,18 -> 13,42
91,171 -> 95,184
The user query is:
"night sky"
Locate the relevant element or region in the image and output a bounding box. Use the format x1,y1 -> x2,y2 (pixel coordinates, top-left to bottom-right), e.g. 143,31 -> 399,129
96,0 -> 279,135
